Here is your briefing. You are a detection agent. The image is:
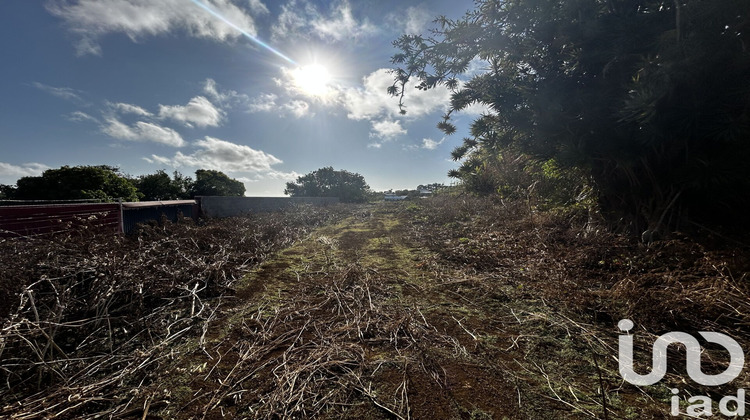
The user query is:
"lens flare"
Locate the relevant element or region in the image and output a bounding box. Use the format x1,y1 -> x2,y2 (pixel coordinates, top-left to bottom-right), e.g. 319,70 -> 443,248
189,0 -> 296,64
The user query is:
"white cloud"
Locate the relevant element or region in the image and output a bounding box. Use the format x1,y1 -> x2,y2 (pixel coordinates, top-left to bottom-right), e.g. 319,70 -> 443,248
456,101 -> 493,117
271,0 -> 314,41
262,65 -> 451,129
265,170 -> 301,180
247,0 -> 269,15
393,5 -> 432,35
32,82 -> 83,102
133,122 -> 185,146
465,56 -> 492,78
367,142 -> 382,149
203,79 -> 223,102
311,1 -> 378,42
109,102 -> 152,117
98,83 -> 236,132
102,118 -> 139,140
232,176 -> 258,184
142,154 -> 173,166
341,71 -> 397,120
421,137 -> 445,150
271,0 -> 377,43
247,93 -> 310,118
403,137 -> 447,151
147,136 -> 283,174
202,78 -> 248,107
248,93 -> 279,113
0,162 -> 50,178
283,100 -> 311,118
342,68 -> 450,121
370,119 -> 406,140
339,69 -> 491,126
158,96 -> 224,128
102,118 -> 185,147
68,111 -> 99,123
47,0 -> 262,55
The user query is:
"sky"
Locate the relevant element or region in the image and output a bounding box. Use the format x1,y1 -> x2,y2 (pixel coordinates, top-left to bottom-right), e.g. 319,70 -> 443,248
0,0 -> 483,196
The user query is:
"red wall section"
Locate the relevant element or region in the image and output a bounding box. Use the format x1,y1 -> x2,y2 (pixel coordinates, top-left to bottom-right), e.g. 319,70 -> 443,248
0,203 -> 120,237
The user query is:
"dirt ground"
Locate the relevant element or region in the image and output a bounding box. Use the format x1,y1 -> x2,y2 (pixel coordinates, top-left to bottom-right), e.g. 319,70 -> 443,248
144,201 -> 748,419
4,199 -> 749,419
163,206 -> 527,419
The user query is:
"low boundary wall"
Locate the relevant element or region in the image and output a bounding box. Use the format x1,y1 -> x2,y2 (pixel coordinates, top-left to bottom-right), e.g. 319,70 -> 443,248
197,196 -> 339,218
0,196 -> 339,237
121,200 -> 198,234
0,203 -> 120,237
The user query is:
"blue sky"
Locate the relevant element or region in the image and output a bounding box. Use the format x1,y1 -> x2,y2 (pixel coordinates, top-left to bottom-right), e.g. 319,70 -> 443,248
0,0 -> 482,195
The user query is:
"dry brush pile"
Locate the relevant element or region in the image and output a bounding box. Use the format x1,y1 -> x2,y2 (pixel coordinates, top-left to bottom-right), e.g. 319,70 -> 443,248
152,215 -> 482,419
0,204 -> 349,419
187,262 -> 456,419
407,195 -> 750,334
403,195 -> 750,414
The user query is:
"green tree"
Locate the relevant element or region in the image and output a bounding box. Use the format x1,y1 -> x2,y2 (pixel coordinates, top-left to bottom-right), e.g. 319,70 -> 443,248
135,170 -> 193,201
14,165 -> 139,202
284,167 -> 370,203
191,169 -> 245,197
391,0 -> 750,234
0,185 -> 16,200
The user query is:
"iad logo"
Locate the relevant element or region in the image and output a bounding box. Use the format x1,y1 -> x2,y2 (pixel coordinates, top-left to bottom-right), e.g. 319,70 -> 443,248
617,319 -> 746,417
617,319 -> 744,386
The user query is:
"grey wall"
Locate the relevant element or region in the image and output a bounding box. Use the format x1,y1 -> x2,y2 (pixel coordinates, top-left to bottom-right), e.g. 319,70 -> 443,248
198,196 -> 339,218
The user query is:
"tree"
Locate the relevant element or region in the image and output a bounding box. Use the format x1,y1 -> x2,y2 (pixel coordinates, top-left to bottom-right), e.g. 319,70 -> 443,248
191,169 -> 245,197
284,167 -> 370,203
417,183 -> 446,193
14,165 -> 139,202
134,170 -> 193,201
0,185 -> 16,200
390,0 -> 750,233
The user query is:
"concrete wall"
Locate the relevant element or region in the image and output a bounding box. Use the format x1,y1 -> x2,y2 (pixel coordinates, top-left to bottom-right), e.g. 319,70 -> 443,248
197,196 -> 339,218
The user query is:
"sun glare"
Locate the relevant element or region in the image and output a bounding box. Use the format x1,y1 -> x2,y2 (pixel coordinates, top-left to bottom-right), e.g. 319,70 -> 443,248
290,64 -> 332,98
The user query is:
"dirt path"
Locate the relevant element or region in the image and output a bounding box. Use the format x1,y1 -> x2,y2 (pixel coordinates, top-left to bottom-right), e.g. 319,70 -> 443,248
156,204 -> 668,419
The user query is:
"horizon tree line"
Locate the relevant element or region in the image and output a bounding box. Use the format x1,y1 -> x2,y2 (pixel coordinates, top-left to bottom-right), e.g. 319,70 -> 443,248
0,166 -> 245,202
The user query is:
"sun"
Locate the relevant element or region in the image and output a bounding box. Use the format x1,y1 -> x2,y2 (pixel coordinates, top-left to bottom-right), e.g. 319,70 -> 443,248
290,64 -> 332,98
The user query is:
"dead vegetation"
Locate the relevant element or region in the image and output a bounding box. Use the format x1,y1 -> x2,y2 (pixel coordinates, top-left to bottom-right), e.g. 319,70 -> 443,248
404,194 -> 750,418
152,211 -> 498,419
187,263 -> 440,419
2,196 -> 749,419
408,194 -> 750,334
0,204 -> 349,419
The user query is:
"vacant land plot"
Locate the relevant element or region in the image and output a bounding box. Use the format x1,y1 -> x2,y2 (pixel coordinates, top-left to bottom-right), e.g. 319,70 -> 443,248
2,198 -> 749,419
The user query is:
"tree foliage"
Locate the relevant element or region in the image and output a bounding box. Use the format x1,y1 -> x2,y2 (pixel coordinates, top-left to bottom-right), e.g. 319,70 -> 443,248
284,167 -> 371,203
0,185 -> 16,200
191,169 -> 246,197
3,167 -> 246,202
134,170 -> 193,201
13,165 -> 139,202
391,0 -> 750,233
417,183 -> 447,193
